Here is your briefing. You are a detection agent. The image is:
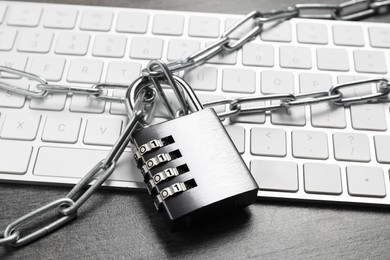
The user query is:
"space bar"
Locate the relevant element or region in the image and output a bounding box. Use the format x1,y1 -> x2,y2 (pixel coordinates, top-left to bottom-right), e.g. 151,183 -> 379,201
34,147 -> 144,183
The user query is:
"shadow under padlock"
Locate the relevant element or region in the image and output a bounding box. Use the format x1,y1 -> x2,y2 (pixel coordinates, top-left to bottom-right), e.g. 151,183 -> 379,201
127,64 -> 259,231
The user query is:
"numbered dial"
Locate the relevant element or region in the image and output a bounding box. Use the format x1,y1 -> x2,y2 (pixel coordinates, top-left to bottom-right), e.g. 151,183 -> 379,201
147,167 -> 179,194
146,164 -> 190,194
154,182 -> 188,210
134,139 -> 164,161
140,150 -> 182,176
134,136 -> 174,164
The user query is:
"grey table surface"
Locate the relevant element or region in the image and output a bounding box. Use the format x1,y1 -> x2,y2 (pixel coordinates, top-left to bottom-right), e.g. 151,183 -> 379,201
1,0 -> 390,259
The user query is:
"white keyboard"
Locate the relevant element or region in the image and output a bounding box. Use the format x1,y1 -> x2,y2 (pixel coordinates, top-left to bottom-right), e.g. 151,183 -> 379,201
1,1 -> 390,206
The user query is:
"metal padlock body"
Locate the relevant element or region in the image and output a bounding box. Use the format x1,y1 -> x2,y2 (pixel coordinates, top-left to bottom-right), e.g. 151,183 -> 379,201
132,108 -> 258,230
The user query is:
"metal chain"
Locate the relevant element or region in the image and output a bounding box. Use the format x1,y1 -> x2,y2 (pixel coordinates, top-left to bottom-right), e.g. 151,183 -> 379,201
1,0 -> 390,101
0,66 -> 128,102
0,89 -> 154,247
203,78 -> 390,118
1,0 -> 390,247
145,0 -> 390,77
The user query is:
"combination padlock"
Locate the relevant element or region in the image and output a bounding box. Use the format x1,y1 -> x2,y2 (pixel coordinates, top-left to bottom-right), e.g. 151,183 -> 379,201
129,75 -> 259,230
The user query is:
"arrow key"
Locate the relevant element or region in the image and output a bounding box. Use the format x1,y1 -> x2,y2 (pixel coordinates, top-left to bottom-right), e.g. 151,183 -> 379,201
346,165 -> 386,198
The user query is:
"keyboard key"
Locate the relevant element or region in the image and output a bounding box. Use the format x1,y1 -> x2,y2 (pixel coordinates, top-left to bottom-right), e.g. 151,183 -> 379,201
0,28 -> 17,51
106,61 -> 141,84
167,39 -> 200,61
317,48 -> 349,71
55,32 -> 90,56
0,54 -> 28,78
0,140 -> 32,174
233,115 -> 265,124
67,59 -> 103,83
184,66 -> 217,91
189,16 -> 220,38
0,81 -> 26,108
42,116 -> 81,143
116,11 -> 148,33
351,104 -> 387,131
311,102 -> 346,129
300,72 -> 345,128
251,160 -> 298,192
84,118 -> 123,146
346,166 -> 385,198
333,132 -> 370,162
333,25 -> 364,47
296,23 -> 328,44
29,57 -> 65,82
353,50 -> 387,74
34,147 -> 143,183
152,14 -> 184,36
80,10 -> 113,31
261,71 -> 294,94
130,37 -> 163,60
304,163 -> 342,195
43,7 -> 78,29
242,43 -> 274,67
92,34 -> 127,58
29,91 -> 67,111
0,4 -> 6,24
18,31 -> 53,53
251,127 -> 286,157
292,130 -> 328,159
225,125 -> 245,154
271,106 -> 306,126
7,5 -> 42,27
374,135 -> 390,163
301,73 -> 345,129
299,73 -> 332,92
0,112 -> 41,141
70,95 -> 105,114
197,94 -> 226,115
222,68 -> 255,94
368,27 -> 390,48
261,21 -> 292,42
280,46 -> 312,69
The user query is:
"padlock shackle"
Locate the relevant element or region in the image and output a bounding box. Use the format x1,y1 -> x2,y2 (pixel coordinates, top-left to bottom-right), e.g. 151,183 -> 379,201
174,76 -> 203,112
145,60 -> 192,118
126,75 -> 203,122
124,79 -> 156,126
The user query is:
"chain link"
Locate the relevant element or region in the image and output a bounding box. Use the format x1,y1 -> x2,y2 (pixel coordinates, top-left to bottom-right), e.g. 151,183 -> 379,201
1,0 -> 390,247
3,198 -> 76,247
330,78 -> 390,105
0,66 -> 48,98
